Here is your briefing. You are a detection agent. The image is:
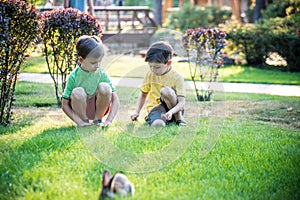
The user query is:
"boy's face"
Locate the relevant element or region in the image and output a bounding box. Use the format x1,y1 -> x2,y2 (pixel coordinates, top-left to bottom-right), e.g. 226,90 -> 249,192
80,56 -> 103,72
148,61 -> 171,76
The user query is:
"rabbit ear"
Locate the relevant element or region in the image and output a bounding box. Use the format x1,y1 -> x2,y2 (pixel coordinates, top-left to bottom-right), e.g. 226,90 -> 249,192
102,170 -> 111,187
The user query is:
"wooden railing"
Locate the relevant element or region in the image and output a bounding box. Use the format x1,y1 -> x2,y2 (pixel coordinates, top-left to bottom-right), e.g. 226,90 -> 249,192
93,6 -> 157,47
36,5 -> 64,12
37,6 -> 157,47
93,6 -> 157,33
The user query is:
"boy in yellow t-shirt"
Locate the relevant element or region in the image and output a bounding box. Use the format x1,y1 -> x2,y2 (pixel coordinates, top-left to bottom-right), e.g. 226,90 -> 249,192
130,41 -> 186,126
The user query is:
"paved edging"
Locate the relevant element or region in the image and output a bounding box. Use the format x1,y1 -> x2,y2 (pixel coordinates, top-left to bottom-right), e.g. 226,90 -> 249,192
18,73 -> 300,97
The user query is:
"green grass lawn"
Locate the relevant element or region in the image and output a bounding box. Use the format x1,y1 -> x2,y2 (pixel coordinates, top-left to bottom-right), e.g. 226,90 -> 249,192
220,65 -> 300,85
0,82 -> 299,199
22,53 -> 300,85
22,52 -> 49,74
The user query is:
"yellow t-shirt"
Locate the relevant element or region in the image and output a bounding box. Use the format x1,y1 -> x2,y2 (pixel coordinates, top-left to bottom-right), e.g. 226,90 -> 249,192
141,69 -> 185,112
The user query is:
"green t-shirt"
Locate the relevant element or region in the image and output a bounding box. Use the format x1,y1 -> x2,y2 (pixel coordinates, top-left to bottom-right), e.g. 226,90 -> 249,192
63,66 -> 115,99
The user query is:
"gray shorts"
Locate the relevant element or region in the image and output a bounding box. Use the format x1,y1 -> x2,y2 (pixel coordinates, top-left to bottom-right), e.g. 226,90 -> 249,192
146,99 -> 176,125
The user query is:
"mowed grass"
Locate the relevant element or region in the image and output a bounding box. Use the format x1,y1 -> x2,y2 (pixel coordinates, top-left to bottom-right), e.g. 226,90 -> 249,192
0,81 -> 299,199
22,52 -> 48,74
220,65 -> 300,85
23,53 -> 300,85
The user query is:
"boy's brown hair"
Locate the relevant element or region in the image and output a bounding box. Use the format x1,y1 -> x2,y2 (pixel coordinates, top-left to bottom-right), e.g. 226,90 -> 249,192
145,41 -> 174,64
76,35 -> 105,59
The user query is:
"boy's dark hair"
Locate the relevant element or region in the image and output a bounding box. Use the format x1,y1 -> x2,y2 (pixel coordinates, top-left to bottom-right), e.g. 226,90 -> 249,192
145,41 -> 174,64
76,35 -> 104,59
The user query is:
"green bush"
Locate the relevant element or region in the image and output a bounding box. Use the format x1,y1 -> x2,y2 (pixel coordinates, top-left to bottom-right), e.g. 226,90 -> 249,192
39,8 -> 102,106
226,16 -> 300,71
261,14 -> 300,71
225,0 -> 300,71
262,0 -> 299,19
0,0 -> 39,126
167,5 -> 232,32
226,23 -> 266,66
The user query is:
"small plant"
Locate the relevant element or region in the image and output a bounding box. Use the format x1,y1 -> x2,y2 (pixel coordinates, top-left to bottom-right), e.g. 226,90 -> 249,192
39,8 -> 102,106
183,28 -> 227,101
0,0 -> 39,125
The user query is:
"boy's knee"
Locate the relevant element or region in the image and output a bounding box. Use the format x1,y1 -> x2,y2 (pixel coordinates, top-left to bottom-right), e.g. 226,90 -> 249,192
151,119 -> 166,127
71,87 -> 86,100
97,82 -> 112,96
160,86 -> 175,98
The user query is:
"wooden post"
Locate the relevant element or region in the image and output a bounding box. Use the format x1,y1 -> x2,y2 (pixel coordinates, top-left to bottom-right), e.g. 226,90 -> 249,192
231,0 -> 242,22
162,0 -> 174,24
196,0 -> 208,6
217,0 -> 222,6
190,0 -> 222,6
117,10 -> 121,32
87,0 -> 95,16
105,10 -> 109,31
179,0 -> 184,7
132,10 -> 137,29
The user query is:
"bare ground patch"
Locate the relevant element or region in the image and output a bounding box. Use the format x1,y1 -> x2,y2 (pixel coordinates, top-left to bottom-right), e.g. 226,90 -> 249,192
212,100 -> 300,129
9,100 -> 300,129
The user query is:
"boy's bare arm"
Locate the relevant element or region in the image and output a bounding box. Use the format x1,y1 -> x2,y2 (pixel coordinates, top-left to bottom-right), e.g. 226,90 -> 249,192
62,98 -> 89,126
131,92 -> 148,121
104,91 -> 120,125
165,96 -> 185,118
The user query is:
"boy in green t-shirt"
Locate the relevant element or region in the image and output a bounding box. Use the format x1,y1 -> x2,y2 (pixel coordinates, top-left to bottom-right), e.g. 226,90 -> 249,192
130,41 -> 187,126
62,35 -> 120,127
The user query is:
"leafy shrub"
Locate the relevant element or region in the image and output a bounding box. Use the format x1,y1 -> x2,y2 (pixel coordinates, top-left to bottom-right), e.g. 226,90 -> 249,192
224,0 -> 300,71
260,16 -> 300,71
262,0 -> 299,19
39,8 -> 102,106
226,23 -> 266,66
225,16 -> 300,71
167,5 -> 232,32
183,28 -> 227,101
0,0 -> 39,126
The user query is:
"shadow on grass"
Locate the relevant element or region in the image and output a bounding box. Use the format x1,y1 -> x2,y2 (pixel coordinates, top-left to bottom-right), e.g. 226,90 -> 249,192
0,125 -> 78,199
0,107 -> 58,136
0,112 -> 47,136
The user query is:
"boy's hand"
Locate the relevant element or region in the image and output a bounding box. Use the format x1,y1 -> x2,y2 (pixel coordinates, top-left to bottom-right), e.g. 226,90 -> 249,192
100,121 -> 111,127
130,113 -> 139,121
78,121 -> 90,127
161,112 -> 172,121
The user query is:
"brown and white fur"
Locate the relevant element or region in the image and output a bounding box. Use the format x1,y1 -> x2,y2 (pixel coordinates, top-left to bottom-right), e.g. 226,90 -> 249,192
99,170 -> 134,199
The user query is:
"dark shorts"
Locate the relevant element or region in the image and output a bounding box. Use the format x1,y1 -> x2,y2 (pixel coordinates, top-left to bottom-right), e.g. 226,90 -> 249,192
146,99 -> 176,125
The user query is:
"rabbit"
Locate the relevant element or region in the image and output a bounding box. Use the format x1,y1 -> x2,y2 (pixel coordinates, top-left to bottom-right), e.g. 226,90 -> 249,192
99,170 -> 134,199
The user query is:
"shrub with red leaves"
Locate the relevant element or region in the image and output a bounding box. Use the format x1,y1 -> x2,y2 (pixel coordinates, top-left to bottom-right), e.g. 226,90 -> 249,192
0,0 -> 39,125
39,8 -> 102,106
183,28 -> 227,101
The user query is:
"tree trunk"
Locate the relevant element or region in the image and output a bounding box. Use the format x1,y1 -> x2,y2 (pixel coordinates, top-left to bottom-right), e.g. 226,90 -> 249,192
254,0 -> 266,23
179,0 -> 184,7
162,0 -> 173,24
153,0 -> 162,26
195,0 -> 208,6
231,0 -> 242,23
217,0 -> 222,6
